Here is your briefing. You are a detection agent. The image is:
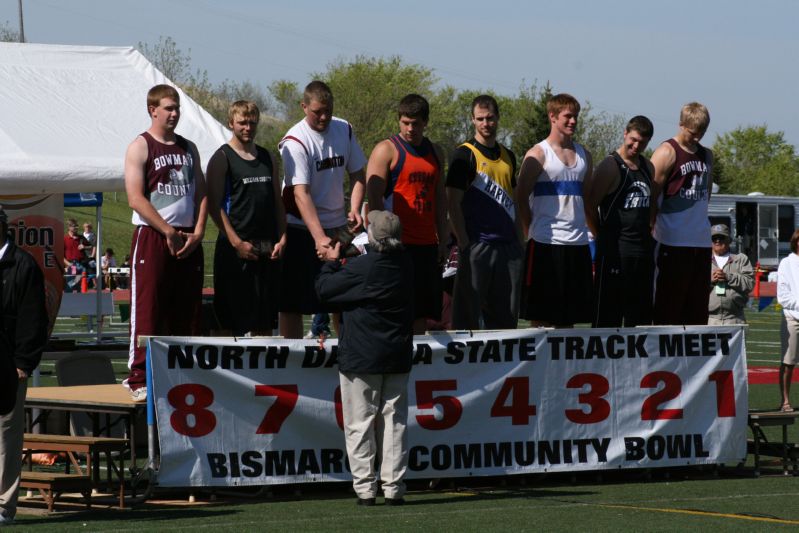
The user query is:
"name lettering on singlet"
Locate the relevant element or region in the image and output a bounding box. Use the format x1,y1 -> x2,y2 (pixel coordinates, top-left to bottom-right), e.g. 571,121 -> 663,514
242,176 -> 272,185
316,156 -> 345,171
678,175 -> 709,202
153,152 -> 193,171
679,160 -> 708,176
480,173 -> 514,211
408,171 -> 434,184
622,180 -> 651,209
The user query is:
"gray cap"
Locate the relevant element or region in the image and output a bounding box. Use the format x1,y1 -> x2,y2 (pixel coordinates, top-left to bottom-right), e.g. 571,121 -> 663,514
367,210 -> 401,241
711,224 -> 730,239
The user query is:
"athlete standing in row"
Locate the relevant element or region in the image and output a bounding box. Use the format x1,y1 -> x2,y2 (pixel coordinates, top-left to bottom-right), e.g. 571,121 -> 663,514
650,103 -> 713,326
584,115 -> 655,327
278,81 -> 367,339
447,94 -> 521,330
123,84 -> 207,401
366,94 -> 448,334
516,93 -> 594,328
207,100 -> 286,336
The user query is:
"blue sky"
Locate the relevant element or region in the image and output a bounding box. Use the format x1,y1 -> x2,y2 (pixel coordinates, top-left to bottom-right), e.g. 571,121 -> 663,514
2,0 -> 798,150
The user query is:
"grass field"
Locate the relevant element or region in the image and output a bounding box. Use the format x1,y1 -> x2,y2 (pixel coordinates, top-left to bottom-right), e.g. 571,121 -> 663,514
15,303 -> 799,531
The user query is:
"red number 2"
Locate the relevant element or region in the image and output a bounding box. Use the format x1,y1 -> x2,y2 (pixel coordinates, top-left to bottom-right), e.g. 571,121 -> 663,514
640,371 -> 683,420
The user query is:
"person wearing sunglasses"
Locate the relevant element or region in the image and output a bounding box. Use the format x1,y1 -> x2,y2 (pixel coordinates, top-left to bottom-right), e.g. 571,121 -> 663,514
707,223 -> 753,326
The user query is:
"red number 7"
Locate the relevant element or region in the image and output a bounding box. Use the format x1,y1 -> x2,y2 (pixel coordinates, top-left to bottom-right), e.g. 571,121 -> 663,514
254,384 -> 299,434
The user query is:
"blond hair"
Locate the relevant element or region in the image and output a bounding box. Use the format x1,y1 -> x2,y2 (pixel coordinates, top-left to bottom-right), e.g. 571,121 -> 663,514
680,102 -> 710,131
228,100 -> 260,123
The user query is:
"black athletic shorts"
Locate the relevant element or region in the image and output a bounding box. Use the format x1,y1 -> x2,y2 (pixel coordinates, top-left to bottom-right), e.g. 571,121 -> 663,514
214,235 -> 280,335
592,252 -> 654,328
279,225 -> 338,314
521,240 -> 592,325
407,244 -> 442,321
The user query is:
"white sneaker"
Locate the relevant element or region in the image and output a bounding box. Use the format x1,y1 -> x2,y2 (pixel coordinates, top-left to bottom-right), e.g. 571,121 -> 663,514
130,387 -> 148,402
0,514 -> 14,526
303,330 -> 315,339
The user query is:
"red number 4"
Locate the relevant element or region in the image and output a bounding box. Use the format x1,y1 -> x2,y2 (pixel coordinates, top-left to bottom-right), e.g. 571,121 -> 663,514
490,377 -> 537,425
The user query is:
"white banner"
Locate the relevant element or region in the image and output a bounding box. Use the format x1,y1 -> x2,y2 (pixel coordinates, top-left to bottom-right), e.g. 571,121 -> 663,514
150,326 -> 748,487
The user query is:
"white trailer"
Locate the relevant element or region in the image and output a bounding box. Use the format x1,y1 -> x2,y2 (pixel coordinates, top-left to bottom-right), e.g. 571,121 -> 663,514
708,193 -> 799,270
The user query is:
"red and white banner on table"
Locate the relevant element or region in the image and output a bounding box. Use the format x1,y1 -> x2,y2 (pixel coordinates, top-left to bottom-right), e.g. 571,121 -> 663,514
149,326 -> 748,487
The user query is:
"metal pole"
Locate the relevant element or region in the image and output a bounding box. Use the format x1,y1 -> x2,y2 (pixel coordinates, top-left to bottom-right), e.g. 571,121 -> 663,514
17,0 -> 25,43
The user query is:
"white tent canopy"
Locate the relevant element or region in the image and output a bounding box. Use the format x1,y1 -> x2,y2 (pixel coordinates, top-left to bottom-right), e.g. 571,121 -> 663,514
0,42 -> 229,194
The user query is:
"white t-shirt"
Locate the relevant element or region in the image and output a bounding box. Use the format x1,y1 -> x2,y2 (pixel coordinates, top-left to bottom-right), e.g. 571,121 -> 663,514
778,253 -> 799,321
713,253 -> 730,270
279,117 -> 366,229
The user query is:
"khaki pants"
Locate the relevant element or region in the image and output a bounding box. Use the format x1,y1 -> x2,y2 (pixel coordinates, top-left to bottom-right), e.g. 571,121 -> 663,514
0,381 -> 27,520
782,313 -> 799,365
339,372 -> 408,499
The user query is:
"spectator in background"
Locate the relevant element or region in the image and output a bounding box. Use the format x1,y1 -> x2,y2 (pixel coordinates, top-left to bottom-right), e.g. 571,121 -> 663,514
101,247 -> 117,291
63,218 -> 90,291
316,210 -> 414,506
82,222 -> 97,267
707,224 -> 754,325
117,255 -> 131,290
777,229 -> 799,412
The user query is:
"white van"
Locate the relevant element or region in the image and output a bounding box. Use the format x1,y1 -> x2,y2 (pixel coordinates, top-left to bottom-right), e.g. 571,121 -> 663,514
708,192 -> 799,270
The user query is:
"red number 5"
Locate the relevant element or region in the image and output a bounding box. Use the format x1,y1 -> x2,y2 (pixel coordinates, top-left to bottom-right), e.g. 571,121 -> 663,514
415,380 -> 462,430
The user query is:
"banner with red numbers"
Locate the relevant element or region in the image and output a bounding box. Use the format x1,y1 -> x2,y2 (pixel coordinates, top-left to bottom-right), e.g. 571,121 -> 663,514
149,326 -> 748,487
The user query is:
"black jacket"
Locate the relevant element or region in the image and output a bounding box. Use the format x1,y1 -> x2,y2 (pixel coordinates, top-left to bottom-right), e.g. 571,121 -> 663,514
0,240 -> 48,414
316,248 -> 414,374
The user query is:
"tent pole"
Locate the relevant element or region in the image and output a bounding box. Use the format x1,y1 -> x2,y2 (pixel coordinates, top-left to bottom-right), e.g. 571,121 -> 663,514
96,203 -> 102,343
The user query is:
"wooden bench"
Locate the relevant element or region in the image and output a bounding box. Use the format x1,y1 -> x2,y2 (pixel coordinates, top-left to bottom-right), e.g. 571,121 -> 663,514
20,471 -> 92,512
748,410 -> 799,476
23,433 -> 129,510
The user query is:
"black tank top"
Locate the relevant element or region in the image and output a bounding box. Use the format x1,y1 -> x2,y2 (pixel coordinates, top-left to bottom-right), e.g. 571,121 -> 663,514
218,144 -> 277,242
597,152 -> 653,257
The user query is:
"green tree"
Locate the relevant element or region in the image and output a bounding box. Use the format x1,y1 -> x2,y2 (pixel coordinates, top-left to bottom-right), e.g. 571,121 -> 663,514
1,21 -> 19,42
575,104 -> 626,161
502,81 -> 552,157
311,55 -> 440,156
712,125 -> 799,195
137,37 -> 285,149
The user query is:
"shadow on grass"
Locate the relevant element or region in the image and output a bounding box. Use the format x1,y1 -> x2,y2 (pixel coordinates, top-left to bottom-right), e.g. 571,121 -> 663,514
17,507 -> 240,527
